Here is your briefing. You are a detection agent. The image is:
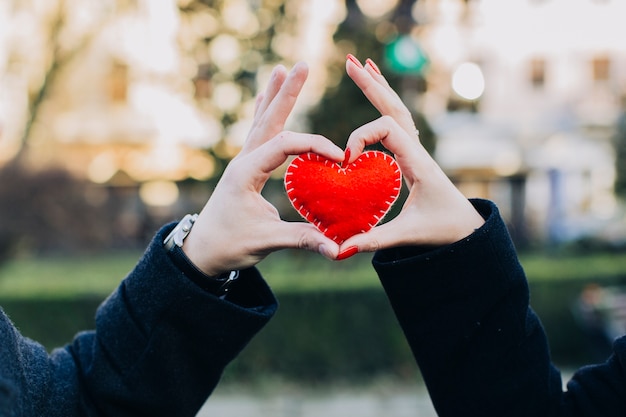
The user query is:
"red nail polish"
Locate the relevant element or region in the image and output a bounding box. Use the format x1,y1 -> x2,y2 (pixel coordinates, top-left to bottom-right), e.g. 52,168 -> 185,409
366,58 -> 382,75
346,54 -> 363,68
337,246 -> 358,260
342,148 -> 351,167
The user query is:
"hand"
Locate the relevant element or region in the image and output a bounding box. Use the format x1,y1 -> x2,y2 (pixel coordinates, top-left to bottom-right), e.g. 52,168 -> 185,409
338,56 -> 485,255
183,62 -> 344,276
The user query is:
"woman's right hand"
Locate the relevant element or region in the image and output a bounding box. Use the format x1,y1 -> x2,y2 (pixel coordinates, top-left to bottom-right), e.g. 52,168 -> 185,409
338,55 -> 486,255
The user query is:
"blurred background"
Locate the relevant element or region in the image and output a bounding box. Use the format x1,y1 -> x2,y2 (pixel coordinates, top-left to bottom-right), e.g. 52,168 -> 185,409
2,0 -> 626,415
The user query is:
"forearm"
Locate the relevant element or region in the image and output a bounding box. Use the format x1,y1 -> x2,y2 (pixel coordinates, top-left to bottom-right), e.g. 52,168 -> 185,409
67,224 -> 277,416
373,199 -> 561,417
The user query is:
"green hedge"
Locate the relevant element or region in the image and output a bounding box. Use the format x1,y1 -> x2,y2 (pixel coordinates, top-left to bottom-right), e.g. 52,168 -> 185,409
2,274 -> 625,383
223,289 -> 418,383
0,290 -> 418,383
1,297 -> 101,349
529,275 -> 626,365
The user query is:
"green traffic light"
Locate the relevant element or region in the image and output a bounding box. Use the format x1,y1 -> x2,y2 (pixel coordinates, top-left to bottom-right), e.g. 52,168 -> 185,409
384,35 -> 428,75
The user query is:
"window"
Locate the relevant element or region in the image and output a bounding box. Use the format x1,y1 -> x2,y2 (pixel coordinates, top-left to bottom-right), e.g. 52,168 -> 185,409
107,62 -> 128,103
529,57 -> 546,88
592,55 -> 611,82
193,64 -> 213,100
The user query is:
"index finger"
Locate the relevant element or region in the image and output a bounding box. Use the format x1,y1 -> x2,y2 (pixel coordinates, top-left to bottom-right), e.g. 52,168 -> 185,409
246,132 -> 344,176
346,56 -> 416,136
344,116 -> 429,192
254,64 -> 288,118
344,116 -> 418,163
245,62 -> 309,151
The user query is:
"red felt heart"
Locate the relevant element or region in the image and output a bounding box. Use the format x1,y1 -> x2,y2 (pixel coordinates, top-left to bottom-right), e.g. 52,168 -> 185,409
284,150 -> 402,244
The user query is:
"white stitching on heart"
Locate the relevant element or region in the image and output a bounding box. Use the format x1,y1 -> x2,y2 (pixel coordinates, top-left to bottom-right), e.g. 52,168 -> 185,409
284,150 -> 402,244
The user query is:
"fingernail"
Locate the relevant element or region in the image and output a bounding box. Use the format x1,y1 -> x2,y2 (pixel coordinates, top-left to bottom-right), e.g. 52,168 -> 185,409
337,246 -> 358,261
342,148 -> 351,167
270,66 -> 278,79
366,58 -> 382,75
346,54 -> 363,68
271,64 -> 285,79
290,61 -> 307,75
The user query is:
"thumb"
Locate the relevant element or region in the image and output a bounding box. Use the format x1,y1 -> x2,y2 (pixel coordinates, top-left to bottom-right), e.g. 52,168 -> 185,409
338,219 -> 408,257
276,222 -> 340,260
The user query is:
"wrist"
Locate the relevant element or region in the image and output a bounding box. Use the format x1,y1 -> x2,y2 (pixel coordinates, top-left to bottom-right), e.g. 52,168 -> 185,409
180,229 -> 225,277
164,214 -> 239,297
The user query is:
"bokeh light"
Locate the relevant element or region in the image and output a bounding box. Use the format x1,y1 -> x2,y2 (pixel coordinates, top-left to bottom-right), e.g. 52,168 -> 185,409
356,0 -> 399,19
451,62 -> 485,101
139,180 -> 179,207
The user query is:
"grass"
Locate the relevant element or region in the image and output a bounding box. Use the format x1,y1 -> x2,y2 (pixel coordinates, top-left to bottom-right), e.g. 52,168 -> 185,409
0,250 -> 379,299
0,251 -> 141,299
520,251 -> 626,282
1,249 -> 626,299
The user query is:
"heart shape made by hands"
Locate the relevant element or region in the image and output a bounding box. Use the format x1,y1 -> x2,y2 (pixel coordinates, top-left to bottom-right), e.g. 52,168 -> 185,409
284,150 -> 402,244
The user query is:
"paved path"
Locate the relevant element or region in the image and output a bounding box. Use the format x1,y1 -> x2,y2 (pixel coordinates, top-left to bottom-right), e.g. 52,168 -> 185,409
196,382 -> 437,417
196,369 -> 579,416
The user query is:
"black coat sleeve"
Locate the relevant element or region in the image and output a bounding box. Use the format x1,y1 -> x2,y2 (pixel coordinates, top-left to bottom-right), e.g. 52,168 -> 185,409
0,224 -> 278,417
373,199 -> 626,417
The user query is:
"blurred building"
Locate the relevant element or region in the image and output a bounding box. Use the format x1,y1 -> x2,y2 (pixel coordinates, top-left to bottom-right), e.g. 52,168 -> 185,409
0,0 -> 342,212
0,0 -> 223,215
409,0 -> 626,244
2,0 -> 626,246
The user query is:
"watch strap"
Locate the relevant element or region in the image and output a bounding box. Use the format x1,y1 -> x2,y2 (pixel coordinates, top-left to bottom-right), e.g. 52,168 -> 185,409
167,244 -> 239,298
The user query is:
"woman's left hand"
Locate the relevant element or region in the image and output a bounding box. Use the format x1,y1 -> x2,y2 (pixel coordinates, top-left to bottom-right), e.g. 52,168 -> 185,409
183,63 -> 344,276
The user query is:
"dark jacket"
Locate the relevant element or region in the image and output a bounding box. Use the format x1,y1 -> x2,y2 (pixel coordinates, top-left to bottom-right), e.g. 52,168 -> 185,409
0,224 -> 277,417
373,199 -> 626,417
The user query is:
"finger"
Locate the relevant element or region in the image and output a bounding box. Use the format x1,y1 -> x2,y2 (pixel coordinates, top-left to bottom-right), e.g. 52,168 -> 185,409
339,223 -> 388,255
245,62 -> 309,151
344,116 -> 418,164
254,92 -> 265,114
364,58 -> 390,87
252,131 -> 344,175
338,212 -> 423,255
346,56 -> 403,110
261,62 -> 309,127
269,222 -> 340,260
346,56 -> 416,135
254,65 -> 288,119
346,55 -> 396,101
344,117 -> 427,191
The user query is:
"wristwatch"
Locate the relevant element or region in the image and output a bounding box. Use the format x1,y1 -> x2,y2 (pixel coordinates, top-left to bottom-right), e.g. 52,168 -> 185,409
163,213 -> 198,251
163,213 -> 240,298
